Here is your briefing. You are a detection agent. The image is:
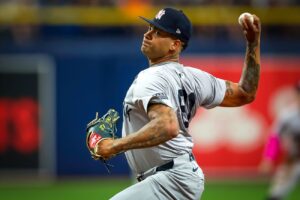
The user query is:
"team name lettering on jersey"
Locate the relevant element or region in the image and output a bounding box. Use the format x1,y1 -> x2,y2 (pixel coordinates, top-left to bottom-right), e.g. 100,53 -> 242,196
154,92 -> 168,100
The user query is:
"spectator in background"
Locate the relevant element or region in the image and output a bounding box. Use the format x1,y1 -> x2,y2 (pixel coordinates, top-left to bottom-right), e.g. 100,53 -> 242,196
259,81 -> 300,200
0,0 -> 40,44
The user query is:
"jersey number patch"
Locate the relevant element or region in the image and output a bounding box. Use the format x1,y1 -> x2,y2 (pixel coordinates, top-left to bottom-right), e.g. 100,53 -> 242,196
178,89 -> 195,128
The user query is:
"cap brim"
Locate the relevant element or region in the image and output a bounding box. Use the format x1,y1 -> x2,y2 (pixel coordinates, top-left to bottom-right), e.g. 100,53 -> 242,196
139,16 -> 171,34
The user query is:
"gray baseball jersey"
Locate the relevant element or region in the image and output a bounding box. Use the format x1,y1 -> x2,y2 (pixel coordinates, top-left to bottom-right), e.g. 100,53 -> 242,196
122,61 -> 226,175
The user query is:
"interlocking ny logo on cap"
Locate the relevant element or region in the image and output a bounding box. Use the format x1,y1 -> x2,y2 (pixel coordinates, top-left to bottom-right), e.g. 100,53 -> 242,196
155,9 -> 165,20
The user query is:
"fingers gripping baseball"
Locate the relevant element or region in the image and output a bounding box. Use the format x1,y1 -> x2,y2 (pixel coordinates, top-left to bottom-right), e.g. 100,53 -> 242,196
239,13 -> 261,44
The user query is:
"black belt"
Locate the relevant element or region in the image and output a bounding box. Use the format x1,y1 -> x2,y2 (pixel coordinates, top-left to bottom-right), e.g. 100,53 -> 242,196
137,153 -> 195,182
156,160 -> 174,172
155,153 -> 195,171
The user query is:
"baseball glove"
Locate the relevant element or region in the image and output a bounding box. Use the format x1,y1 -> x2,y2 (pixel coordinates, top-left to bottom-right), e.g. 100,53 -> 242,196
86,109 -> 120,172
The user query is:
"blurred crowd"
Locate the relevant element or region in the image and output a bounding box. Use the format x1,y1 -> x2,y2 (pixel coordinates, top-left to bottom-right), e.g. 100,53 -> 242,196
0,0 -> 299,44
2,0 -> 298,6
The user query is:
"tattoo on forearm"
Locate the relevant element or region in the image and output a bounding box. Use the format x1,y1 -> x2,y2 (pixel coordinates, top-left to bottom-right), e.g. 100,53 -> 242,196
240,42 -> 260,94
120,108 -> 176,151
225,81 -> 234,96
127,121 -> 169,149
144,121 -> 170,146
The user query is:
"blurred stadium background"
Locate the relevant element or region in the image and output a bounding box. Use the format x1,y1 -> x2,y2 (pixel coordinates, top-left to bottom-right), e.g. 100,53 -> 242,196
0,0 -> 300,200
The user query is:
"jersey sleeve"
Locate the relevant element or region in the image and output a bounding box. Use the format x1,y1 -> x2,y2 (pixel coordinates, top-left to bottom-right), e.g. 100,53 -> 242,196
188,67 -> 226,109
132,69 -> 173,113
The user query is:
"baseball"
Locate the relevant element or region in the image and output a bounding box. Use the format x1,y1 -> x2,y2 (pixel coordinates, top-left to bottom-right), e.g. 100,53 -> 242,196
238,12 -> 254,25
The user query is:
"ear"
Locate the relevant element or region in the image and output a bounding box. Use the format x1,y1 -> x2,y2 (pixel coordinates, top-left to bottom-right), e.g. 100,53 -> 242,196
170,40 -> 181,51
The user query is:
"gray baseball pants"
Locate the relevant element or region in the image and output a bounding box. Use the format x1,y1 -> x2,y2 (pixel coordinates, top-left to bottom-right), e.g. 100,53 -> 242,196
110,153 -> 205,200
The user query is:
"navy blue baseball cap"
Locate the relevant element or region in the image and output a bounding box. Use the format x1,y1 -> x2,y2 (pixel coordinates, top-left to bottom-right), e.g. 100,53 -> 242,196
140,8 -> 192,49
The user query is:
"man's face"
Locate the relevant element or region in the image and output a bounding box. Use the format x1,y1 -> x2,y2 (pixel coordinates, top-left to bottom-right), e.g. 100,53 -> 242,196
141,25 -> 178,59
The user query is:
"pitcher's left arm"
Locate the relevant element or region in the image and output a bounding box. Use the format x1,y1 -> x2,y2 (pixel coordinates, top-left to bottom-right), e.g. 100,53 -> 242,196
220,14 -> 261,107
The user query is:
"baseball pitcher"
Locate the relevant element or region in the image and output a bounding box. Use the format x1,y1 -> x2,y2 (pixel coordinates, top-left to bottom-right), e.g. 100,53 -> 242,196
86,7 -> 261,200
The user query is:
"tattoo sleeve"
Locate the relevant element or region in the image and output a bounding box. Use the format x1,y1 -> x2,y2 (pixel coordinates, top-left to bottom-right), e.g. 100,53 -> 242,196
225,81 -> 234,97
113,105 -> 179,152
239,41 -> 260,95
